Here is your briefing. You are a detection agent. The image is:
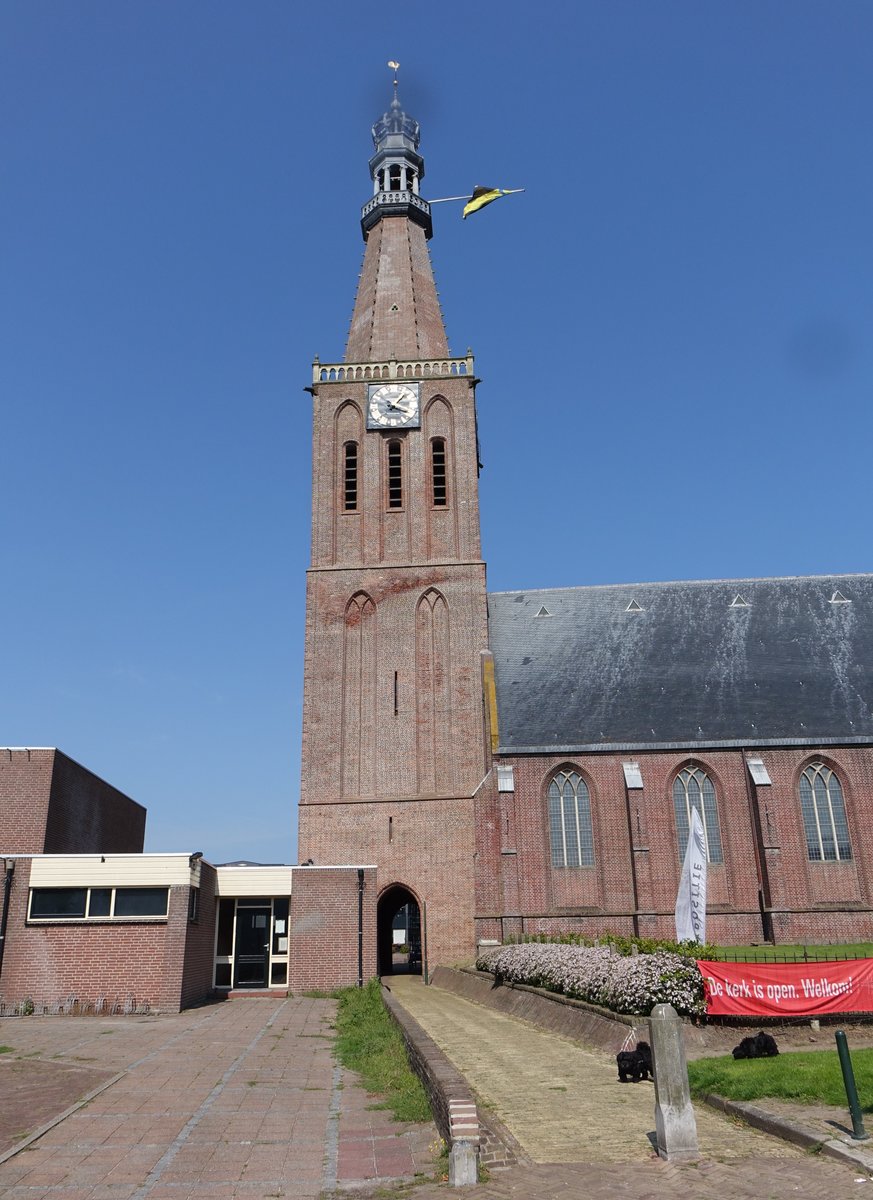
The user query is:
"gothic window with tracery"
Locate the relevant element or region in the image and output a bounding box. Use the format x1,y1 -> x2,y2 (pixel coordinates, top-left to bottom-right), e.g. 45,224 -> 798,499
673,766 -> 723,863
548,769 -> 594,868
800,763 -> 852,861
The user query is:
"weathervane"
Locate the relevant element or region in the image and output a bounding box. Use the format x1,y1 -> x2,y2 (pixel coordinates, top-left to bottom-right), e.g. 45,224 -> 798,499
382,61 -> 524,220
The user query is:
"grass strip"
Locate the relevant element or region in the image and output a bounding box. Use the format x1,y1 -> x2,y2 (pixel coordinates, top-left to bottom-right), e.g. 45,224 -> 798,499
333,979 -> 432,1124
713,943 -> 873,962
688,1046 -> 873,1110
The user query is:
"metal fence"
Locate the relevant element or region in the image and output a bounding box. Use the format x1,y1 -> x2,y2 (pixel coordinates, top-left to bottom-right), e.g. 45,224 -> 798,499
715,947 -> 873,964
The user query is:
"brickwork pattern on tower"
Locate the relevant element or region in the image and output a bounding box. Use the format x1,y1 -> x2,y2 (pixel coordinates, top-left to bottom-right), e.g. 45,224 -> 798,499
346,216 -> 449,361
299,99 -> 490,973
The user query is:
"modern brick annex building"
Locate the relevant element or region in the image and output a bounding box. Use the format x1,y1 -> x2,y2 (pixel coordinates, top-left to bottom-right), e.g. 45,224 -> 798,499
297,83 -> 873,972
0,749 -> 375,1011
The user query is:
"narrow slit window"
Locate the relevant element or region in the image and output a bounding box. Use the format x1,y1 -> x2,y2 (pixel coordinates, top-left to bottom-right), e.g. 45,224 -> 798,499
431,438 -> 448,507
343,442 -> 358,511
387,439 -> 403,508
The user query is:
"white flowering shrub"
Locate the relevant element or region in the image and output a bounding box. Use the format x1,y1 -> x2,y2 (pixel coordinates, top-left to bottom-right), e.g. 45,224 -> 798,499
475,942 -> 705,1017
475,945 -> 504,972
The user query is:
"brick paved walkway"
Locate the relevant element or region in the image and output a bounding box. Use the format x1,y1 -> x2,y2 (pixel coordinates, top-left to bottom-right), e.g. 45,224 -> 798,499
389,976 -> 873,1198
0,997 -> 436,1199
409,1157 -> 873,1200
0,1059 -> 117,1156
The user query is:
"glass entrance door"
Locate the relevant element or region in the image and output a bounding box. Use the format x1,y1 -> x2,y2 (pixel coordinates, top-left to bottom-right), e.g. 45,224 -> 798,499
233,905 -> 271,987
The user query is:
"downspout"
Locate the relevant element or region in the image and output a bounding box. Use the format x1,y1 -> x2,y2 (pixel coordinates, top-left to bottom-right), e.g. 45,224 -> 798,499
622,782 -> 642,938
0,859 -> 15,980
743,759 -> 774,943
422,900 -> 429,985
357,868 -> 364,988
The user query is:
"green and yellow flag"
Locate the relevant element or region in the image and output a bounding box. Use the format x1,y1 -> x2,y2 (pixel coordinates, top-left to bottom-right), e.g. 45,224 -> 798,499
462,186 -> 511,219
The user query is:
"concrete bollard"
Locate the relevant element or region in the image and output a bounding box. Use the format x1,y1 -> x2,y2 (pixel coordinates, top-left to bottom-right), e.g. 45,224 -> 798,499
449,1138 -> 478,1186
649,1002 -> 699,1162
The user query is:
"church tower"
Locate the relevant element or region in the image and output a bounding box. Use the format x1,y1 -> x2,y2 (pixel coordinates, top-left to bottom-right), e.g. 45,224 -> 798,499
297,83 -> 489,970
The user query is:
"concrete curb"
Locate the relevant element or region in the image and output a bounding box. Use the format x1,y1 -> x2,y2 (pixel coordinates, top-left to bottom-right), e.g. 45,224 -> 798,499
702,1093 -> 873,1175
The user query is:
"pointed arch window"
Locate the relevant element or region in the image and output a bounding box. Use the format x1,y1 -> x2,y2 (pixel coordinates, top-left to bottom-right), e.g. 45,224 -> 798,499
673,766 -> 723,863
800,763 -> 852,861
387,439 -> 403,509
343,441 -> 358,511
431,437 -> 448,507
548,769 -> 594,868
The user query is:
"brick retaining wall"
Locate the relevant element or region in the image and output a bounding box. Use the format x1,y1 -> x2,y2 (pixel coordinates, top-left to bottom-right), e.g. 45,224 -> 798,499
381,984 -> 520,1171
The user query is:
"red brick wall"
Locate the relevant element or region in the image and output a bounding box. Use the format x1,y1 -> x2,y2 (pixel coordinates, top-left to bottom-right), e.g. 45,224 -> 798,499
0,749 -> 145,855
0,749 -> 53,851
300,563 -> 488,805
346,217 -> 450,361
301,374 -> 488,813
475,745 -> 873,947
288,866 -> 377,991
180,865 -> 218,1009
298,798 -> 477,968
0,861 -> 194,1012
45,752 -> 146,853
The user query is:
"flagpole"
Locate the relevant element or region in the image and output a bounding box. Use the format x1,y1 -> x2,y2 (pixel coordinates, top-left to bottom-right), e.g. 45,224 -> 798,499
428,188 -> 525,204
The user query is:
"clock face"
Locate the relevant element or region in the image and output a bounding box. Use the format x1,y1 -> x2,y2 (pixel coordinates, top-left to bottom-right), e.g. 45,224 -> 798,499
367,383 -> 421,429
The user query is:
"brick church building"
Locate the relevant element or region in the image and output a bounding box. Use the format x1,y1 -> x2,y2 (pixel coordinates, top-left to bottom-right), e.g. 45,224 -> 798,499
296,83 -> 873,972
2,84 -> 873,1013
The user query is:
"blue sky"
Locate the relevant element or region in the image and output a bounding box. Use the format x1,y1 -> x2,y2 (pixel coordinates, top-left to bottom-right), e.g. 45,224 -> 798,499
3,2 -> 871,864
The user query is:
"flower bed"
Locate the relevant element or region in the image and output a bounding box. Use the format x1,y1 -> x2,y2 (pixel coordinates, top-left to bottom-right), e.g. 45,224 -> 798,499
476,942 -> 705,1018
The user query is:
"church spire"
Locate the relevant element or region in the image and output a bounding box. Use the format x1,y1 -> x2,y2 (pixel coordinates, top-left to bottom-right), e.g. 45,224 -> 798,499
345,71 -> 449,363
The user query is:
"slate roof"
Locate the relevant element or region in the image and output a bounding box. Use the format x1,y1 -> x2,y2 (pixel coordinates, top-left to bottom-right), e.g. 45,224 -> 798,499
487,575 -> 873,753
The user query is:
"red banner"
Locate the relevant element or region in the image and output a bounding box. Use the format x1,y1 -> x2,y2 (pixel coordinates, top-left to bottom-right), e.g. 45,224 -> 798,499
698,958 -> 873,1017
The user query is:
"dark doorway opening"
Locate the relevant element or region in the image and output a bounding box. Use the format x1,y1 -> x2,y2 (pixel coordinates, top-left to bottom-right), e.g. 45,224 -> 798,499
234,904 -> 270,987
377,885 -> 422,976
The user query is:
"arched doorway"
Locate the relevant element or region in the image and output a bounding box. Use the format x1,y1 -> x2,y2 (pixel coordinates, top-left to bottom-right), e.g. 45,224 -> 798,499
377,884 -> 422,976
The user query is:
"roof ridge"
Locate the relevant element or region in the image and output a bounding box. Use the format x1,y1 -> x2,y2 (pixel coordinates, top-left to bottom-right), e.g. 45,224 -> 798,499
488,571 -> 873,597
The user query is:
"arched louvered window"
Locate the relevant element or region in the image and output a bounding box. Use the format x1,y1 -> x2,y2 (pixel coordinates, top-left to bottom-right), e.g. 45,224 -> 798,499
343,441 -> 358,511
673,766 -> 723,863
800,763 -> 852,861
548,770 -> 594,868
387,439 -> 403,509
431,438 -> 447,507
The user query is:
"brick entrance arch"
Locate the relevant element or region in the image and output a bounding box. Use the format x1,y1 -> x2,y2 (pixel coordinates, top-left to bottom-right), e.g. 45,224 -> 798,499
377,884 -> 422,976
